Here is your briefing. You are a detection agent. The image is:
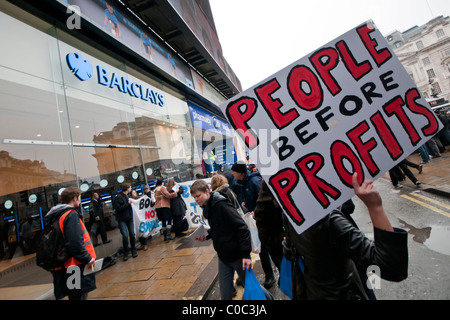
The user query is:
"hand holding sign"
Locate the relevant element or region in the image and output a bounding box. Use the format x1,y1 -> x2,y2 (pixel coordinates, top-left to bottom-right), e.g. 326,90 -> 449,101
352,172 -> 393,232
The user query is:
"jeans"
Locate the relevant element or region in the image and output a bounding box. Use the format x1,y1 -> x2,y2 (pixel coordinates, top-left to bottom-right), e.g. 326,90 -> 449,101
417,145 -> 430,163
118,218 -> 136,254
218,258 -> 247,300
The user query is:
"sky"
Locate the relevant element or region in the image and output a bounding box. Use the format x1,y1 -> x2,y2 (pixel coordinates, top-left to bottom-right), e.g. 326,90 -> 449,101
209,0 -> 450,91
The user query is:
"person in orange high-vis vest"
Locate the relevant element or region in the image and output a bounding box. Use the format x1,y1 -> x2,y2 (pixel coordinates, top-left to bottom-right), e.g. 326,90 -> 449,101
45,187 -> 96,300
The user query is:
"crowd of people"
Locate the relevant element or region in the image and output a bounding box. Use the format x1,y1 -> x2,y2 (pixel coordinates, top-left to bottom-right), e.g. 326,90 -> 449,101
42,112 -> 450,300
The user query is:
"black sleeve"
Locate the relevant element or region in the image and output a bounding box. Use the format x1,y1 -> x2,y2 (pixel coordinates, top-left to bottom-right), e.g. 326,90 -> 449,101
115,194 -> 129,213
330,212 -> 408,282
223,202 -> 252,259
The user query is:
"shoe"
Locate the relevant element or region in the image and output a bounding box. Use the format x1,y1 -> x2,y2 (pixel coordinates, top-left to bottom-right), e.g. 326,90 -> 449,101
103,240 -> 111,244
394,184 -> 403,189
415,181 -> 421,186
143,245 -> 148,251
417,165 -> 423,174
132,250 -> 138,258
263,277 -> 276,289
163,228 -> 174,241
123,253 -> 129,261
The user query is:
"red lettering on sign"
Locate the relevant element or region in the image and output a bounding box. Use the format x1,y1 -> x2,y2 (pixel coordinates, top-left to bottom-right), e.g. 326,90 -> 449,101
405,88 -> 440,137
309,47 -> 341,96
255,78 -> 299,129
330,140 -> 365,188
370,111 -> 404,161
336,40 -> 372,81
383,96 -> 421,146
287,65 -> 323,111
357,23 -> 392,67
346,121 -> 379,177
226,97 -> 259,149
268,168 -> 304,226
295,153 -> 341,209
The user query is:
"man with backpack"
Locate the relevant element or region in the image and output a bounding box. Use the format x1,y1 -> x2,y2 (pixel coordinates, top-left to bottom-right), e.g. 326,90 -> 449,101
42,187 -> 96,300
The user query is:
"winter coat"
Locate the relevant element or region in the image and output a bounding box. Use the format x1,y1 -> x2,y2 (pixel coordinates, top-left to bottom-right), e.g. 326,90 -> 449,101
213,183 -> 241,212
202,192 -> 251,263
240,170 -> 262,212
155,186 -> 176,208
114,192 -> 133,222
169,186 -> 187,217
253,181 -> 284,261
44,204 -> 96,299
284,210 -> 408,300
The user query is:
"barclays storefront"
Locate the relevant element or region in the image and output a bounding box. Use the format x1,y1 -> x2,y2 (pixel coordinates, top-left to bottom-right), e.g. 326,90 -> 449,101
0,2 -> 238,262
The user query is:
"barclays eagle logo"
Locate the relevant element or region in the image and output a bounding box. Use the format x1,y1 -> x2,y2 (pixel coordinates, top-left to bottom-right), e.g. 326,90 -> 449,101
66,53 -> 93,81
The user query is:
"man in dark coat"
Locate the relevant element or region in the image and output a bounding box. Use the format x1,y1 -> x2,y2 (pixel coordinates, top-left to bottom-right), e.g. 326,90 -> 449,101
45,187 -> 96,300
281,173 -> 408,300
91,192 -> 110,246
191,179 -> 252,300
114,183 -> 137,261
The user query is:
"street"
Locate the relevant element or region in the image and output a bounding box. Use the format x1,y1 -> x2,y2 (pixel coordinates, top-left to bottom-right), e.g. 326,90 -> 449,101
205,177 -> 450,300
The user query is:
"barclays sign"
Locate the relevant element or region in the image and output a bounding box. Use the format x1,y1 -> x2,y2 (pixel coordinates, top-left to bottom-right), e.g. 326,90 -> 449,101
66,52 -> 164,107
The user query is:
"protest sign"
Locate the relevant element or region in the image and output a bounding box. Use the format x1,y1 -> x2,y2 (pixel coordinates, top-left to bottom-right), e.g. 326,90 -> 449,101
178,178 -> 211,229
218,21 -> 443,235
131,195 -> 162,238
131,178 -> 211,239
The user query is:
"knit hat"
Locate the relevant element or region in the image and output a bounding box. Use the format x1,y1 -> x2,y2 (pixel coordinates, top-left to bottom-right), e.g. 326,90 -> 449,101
231,161 -> 247,174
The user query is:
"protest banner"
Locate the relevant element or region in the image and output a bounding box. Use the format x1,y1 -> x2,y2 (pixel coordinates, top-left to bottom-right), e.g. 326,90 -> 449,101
218,21 -> 443,235
131,178 -> 211,239
131,195 -> 162,238
178,178 -> 211,229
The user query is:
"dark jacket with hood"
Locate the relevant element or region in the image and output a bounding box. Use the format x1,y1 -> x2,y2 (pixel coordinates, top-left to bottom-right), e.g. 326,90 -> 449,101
239,169 -> 262,212
169,186 -> 186,217
283,210 -> 408,300
44,204 -> 96,299
114,192 -> 133,222
202,192 -> 251,263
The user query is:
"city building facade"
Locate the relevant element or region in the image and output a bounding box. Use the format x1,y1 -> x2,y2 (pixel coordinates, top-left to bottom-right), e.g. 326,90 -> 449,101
385,15 -> 450,104
0,0 -> 243,262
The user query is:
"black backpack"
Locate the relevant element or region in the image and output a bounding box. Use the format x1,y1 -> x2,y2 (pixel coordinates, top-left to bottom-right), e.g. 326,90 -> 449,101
36,209 -> 71,271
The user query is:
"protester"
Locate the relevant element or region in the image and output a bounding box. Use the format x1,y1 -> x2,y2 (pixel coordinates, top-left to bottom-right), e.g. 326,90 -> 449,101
210,174 -> 242,215
166,179 -> 187,238
417,144 -> 430,164
129,189 -> 149,251
403,159 -> 423,174
279,173 -> 408,300
191,179 -> 252,300
115,183 -> 137,261
154,180 -> 177,241
253,181 -> 284,280
91,192 -> 110,247
231,161 -> 278,289
437,111 -> 450,146
45,187 -> 96,300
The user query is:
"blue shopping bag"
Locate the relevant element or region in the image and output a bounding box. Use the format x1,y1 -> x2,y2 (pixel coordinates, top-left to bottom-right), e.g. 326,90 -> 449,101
243,269 -> 267,300
280,256 -> 305,299
280,257 -> 293,299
